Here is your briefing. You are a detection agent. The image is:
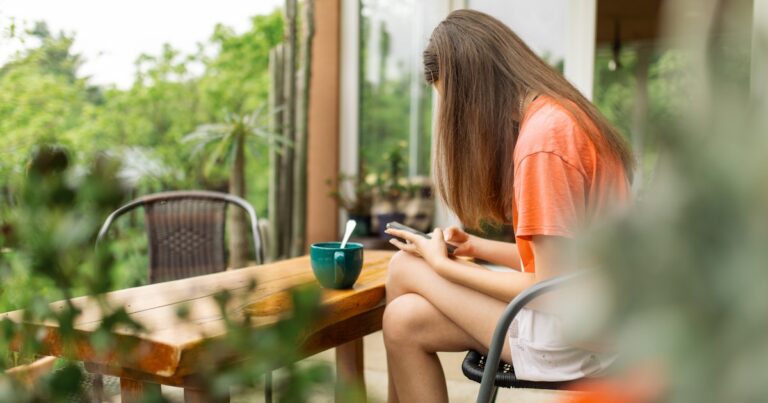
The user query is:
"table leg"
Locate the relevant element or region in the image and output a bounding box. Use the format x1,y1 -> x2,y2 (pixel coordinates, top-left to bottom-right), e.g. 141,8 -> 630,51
183,379 -> 229,403
184,387 -> 230,403
91,373 -> 104,402
120,378 -> 161,403
335,338 -> 366,403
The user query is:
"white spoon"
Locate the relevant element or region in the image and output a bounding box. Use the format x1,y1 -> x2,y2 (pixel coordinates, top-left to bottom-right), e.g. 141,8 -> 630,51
340,219 -> 357,249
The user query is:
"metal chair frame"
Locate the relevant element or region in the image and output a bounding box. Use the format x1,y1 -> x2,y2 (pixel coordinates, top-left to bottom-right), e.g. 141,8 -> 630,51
97,190 -> 263,274
473,271 -> 591,403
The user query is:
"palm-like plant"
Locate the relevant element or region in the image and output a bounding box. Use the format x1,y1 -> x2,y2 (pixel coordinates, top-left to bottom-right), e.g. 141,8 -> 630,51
184,105 -> 288,268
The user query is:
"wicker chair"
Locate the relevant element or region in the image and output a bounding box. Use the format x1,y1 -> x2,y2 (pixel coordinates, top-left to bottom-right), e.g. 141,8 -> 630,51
95,190 -> 269,401
97,190 -> 263,282
463,271 -> 591,403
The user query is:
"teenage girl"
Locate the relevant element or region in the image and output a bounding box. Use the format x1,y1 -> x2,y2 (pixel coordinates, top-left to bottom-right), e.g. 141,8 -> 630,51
382,9 -> 633,403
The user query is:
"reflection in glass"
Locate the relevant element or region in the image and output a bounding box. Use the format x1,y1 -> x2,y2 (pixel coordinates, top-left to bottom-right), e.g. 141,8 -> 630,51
359,0 -> 445,177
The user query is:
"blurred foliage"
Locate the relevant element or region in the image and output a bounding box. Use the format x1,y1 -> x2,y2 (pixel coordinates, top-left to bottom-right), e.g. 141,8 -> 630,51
594,46 -> 694,190
0,146 -> 143,400
186,284 -> 335,402
0,11 -> 284,216
583,0 -> 768,401
326,171 -> 375,216
0,10 -> 342,400
0,145 -> 336,401
0,10 -> 284,304
184,106 -> 289,183
359,5 -> 434,177
370,142 -> 410,210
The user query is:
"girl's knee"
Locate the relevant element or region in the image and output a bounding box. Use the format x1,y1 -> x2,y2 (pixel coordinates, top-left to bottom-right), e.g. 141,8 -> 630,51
383,293 -> 434,348
386,251 -> 423,298
387,251 -> 413,279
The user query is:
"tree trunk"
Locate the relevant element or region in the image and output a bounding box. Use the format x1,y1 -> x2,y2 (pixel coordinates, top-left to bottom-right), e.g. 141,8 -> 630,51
290,0 -> 315,257
228,130 -> 249,268
268,45 -> 286,262
281,0 -> 298,257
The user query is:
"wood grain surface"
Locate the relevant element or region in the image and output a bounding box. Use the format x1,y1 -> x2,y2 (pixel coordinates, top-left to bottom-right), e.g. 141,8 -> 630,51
1,250 -> 394,379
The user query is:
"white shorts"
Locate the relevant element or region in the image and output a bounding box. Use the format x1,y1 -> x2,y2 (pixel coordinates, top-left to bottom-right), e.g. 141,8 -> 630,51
508,308 -> 615,382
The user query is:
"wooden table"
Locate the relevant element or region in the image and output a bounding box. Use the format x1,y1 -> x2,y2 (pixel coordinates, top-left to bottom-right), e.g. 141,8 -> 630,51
2,250 -> 394,402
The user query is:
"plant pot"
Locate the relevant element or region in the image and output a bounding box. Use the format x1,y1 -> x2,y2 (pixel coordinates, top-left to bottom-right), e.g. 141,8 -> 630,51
376,212 -> 406,239
348,214 -> 372,237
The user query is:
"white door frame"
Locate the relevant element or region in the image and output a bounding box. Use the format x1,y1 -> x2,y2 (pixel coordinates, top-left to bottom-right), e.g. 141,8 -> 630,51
753,0 -> 768,103
338,0 -> 361,230
564,0 -> 597,100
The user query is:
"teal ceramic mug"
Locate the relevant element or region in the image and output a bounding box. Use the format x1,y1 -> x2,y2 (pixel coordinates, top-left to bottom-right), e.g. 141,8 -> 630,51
310,242 -> 364,289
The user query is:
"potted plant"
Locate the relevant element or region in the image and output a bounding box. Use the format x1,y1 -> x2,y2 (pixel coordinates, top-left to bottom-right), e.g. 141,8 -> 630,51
398,175 -> 435,233
371,145 -> 409,238
327,170 -> 375,237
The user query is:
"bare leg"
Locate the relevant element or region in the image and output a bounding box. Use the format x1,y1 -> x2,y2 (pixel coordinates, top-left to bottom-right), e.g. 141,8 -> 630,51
385,251 -> 513,359
384,251 -> 514,403
387,368 -> 399,403
384,293 -> 487,403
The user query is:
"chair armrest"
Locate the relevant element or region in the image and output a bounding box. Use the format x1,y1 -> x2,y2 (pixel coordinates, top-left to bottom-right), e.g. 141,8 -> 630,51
477,270 -> 591,403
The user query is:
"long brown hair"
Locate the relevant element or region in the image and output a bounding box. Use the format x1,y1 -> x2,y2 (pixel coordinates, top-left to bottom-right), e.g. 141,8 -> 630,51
424,9 -> 634,228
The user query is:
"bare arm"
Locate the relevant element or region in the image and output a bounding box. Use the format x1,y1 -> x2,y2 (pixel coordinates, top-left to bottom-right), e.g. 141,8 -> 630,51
386,226 -> 571,302
433,236 -> 569,301
468,237 -> 522,270
444,227 -> 522,270
433,258 -> 534,302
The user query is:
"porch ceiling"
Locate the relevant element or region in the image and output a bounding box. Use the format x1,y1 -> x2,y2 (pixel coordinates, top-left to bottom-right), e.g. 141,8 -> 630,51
596,0 -> 663,44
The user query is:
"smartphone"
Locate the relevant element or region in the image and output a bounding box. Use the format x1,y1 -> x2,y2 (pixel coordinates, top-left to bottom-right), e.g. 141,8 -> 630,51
385,222 -> 457,254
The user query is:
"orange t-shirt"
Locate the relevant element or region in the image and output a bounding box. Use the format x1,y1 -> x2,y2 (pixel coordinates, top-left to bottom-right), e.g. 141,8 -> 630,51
512,97 -> 630,273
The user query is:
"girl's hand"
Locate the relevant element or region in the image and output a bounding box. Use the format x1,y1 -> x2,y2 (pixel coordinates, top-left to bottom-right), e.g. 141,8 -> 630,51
444,226 -> 475,257
385,227 -> 450,269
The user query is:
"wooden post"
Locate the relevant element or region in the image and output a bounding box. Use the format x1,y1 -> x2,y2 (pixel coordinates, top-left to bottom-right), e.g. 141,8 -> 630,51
306,0 -> 342,246
120,378 -> 161,403
268,45 -> 286,262
281,0 -> 298,258
228,127 -> 248,268
291,0 -> 315,257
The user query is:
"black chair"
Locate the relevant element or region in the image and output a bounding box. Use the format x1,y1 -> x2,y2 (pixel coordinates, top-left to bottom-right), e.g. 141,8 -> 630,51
95,190 -> 271,401
463,272 -> 591,403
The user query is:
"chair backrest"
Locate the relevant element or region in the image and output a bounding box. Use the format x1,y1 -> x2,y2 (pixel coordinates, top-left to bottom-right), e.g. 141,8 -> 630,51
97,190 -> 262,283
